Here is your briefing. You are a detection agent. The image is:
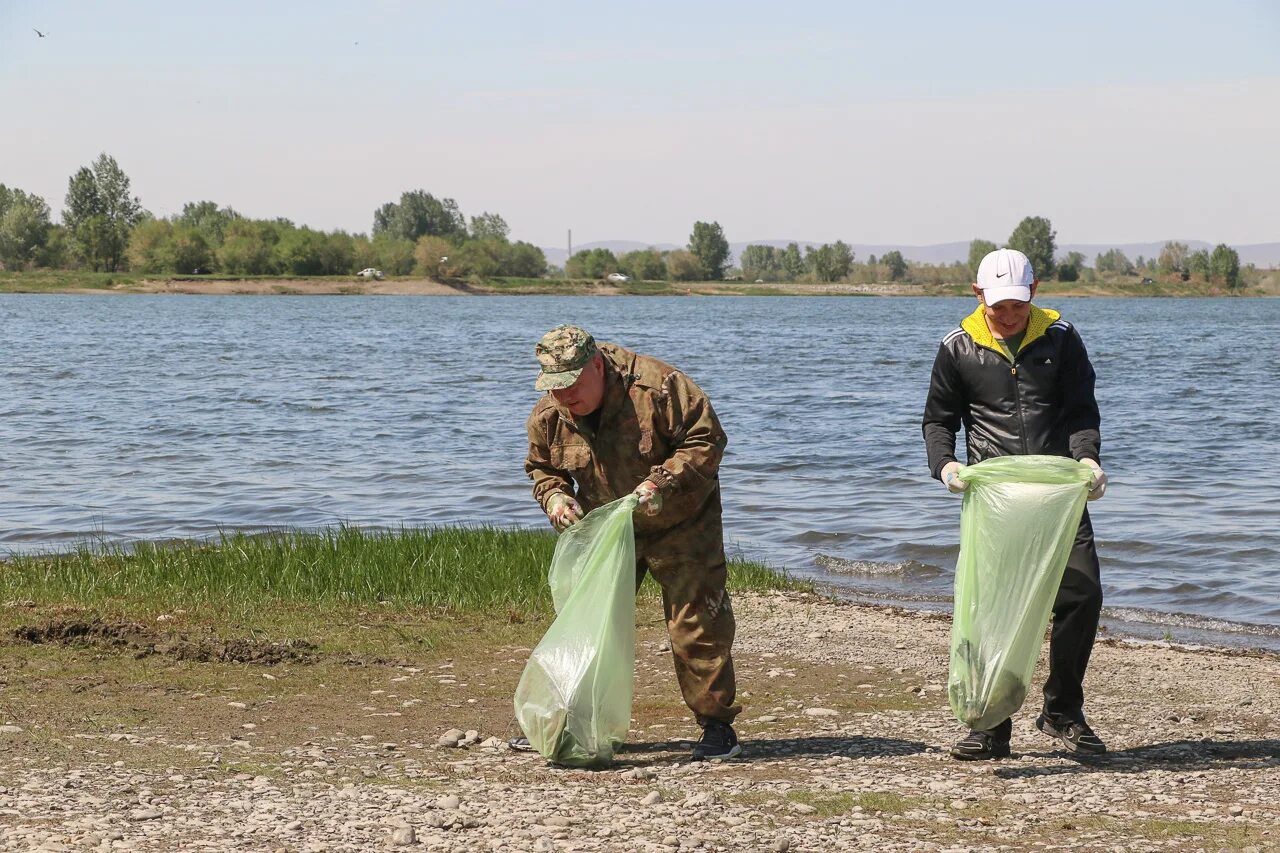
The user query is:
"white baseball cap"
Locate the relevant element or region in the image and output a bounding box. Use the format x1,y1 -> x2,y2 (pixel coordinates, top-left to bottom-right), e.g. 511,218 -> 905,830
976,248 -> 1035,303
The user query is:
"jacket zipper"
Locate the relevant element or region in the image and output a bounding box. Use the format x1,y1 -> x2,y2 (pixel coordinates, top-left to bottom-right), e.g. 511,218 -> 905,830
1008,347 -> 1030,454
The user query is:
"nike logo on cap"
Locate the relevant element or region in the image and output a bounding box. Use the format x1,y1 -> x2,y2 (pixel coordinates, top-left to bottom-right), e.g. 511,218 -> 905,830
995,272 -> 1008,278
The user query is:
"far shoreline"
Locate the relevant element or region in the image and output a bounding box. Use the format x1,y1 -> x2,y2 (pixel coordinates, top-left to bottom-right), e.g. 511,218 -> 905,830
2,272 -> 1278,298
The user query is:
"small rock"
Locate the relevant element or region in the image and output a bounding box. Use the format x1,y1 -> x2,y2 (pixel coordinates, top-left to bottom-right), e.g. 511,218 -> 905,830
389,826 -> 415,846
532,839 -> 554,853
661,836 -> 679,847
791,803 -> 817,814
1228,805 -> 1244,817
756,715 -> 778,723
543,816 -> 572,827
803,708 -> 838,717
641,791 -> 662,806
129,808 -> 162,821
772,838 -> 791,852
227,701 -> 248,710
435,794 -> 461,810
0,725 -> 23,734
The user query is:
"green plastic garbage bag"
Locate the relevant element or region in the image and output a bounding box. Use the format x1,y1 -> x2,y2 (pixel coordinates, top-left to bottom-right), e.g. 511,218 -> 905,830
947,456 -> 1094,731
514,494 -> 639,766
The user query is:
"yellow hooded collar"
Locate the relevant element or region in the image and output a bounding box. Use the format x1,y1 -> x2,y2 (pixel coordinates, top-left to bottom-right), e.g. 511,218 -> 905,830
960,304 -> 1061,360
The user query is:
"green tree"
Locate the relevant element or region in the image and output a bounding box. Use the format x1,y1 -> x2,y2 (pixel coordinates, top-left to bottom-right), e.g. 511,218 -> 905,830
63,154 -> 144,271
372,234 -> 417,276
1095,248 -> 1134,274
273,226 -> 328,275
618,248 -> 667,281
176,201 -> 240,247
806,241 -> 854,282
218,220 -> 279,274
1156,241 -> 1190,276
1209,244 -> 1241,289
565,247 -> 618,279
967,239 -> 998,278
1186,249 -> 1211,279
317,230 -> 356,275
373,190 -> 466,242
665,249 -> 702,282
739,244 -> 781,281
881,249 -> 908,281
468,212 -> 509,242
126,220 -> 213,273
502,241 -> 548,278
687,221 -> 730,280
125,218 -> 172,272
0,185 -> 52,270
414,235 -> 455,277
780,242 -> 806,281
452,238 -> 505,278
1056,250 -> 1086,282
1007,215 -> 1056,279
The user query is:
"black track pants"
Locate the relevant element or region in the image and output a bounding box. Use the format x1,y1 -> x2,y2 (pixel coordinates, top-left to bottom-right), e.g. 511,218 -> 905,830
1041,509 -> 1103,722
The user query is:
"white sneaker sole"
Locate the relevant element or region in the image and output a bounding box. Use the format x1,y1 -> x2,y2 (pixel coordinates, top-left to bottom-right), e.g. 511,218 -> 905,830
696,743 -> 743,762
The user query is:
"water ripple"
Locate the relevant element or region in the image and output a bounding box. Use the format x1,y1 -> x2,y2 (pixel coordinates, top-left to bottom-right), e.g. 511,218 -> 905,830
1,294 -> 1277,644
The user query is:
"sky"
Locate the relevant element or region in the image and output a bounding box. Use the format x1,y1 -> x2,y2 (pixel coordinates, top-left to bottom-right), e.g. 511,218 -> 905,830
3,0 -> 1279,249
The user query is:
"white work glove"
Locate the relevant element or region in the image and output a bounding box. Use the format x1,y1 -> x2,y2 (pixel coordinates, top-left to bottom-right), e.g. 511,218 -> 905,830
1082,458 -> 1107,501
632,480 -> 663,516
940,461 -> 967,494
545,492 -> 583,532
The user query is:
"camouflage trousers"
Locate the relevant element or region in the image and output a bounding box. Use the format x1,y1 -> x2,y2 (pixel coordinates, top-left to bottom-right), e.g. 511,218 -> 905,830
636,504 -> 740,727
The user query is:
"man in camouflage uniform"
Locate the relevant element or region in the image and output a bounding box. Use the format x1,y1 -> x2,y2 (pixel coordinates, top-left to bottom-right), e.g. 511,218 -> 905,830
524,324 -> 742,761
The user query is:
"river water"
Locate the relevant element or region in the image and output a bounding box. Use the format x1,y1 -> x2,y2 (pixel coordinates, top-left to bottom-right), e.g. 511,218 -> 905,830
2,294 -> 1277,649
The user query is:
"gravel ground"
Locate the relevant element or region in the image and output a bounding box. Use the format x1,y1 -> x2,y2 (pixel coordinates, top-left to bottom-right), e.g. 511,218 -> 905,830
2,591 -> 1277,852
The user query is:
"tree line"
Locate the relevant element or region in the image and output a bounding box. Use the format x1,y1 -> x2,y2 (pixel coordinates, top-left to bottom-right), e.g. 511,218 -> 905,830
0,154 -> 1248,289
0,153 -> 548,278
572,216 -> 1246,290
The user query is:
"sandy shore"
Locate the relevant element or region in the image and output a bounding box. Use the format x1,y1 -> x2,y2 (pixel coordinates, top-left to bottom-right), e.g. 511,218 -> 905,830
1,592 -> 1277,852
114,278 -> 463,296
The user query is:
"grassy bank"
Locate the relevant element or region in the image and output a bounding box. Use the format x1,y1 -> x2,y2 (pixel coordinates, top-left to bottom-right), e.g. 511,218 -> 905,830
1,525 -> 809,619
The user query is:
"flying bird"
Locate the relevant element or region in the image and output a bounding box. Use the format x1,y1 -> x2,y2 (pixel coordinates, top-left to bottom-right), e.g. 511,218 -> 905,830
33,28 -> 48,38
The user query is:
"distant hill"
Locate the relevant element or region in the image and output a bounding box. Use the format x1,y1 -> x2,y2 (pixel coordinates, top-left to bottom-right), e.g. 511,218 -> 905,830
541,240 -> 1280,268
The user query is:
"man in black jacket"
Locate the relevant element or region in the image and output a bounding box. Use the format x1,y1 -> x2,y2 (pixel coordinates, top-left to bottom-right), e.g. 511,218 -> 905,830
922,247 -> 1109,760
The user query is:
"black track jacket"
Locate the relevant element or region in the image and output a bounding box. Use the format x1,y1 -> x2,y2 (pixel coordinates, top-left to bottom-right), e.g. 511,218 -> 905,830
922,304 -> 1101,480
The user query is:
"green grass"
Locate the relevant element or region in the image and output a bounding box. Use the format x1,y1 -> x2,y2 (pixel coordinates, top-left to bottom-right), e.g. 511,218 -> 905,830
0,525 -> 809,615
0,270 -> 144,291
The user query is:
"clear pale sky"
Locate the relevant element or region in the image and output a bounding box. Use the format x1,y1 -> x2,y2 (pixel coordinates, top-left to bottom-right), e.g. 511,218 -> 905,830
3,0 -> 1278,248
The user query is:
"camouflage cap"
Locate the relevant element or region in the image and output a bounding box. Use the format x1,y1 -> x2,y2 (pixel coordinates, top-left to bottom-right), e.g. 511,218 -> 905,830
534,324 -> 598,391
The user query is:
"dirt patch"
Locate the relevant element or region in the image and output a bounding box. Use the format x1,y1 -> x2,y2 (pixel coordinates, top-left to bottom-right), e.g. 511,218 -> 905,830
11,618 -> 318,665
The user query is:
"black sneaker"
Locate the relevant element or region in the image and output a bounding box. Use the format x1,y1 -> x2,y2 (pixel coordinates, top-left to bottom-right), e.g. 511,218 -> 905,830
508,736 -> 535,752
1036,713 -> 1106,754
691,721 -> 742,761
950,728 -> 1012,760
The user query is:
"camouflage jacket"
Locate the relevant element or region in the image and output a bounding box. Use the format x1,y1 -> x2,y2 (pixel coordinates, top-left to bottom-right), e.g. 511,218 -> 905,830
525,343 -> 727,535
